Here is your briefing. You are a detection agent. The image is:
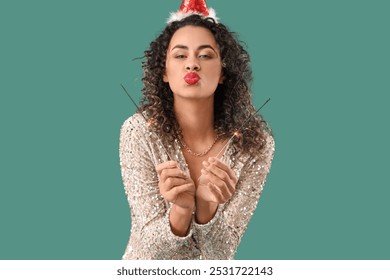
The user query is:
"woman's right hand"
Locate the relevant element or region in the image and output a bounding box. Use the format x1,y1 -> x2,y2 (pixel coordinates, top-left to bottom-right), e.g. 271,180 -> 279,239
156,161 -> 195,210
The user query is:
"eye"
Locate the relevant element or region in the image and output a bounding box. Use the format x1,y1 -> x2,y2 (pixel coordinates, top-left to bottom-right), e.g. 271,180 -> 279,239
174,54 -> 186,59
199,54 -> 212,59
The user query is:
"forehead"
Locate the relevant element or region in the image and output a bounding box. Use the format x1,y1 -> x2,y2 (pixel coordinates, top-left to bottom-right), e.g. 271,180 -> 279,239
168,26 -> 219,50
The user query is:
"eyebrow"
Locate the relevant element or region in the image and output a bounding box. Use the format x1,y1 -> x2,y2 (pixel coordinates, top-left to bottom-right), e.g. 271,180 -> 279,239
171,44 -> 218,54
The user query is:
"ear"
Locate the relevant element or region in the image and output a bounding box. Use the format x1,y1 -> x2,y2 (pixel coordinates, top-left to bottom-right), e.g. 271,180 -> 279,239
219,63 -> 225,84
218,74 -> 224,84
163,71 -> 169,83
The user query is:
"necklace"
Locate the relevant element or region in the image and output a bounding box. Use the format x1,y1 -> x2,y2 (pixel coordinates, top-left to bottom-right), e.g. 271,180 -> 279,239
180,134 -> 220,157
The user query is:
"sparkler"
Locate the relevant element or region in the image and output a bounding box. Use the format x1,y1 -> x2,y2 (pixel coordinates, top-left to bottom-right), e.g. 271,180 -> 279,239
215,97 -> 271,158
120,84 -> 270,162
120,84 -> 173,161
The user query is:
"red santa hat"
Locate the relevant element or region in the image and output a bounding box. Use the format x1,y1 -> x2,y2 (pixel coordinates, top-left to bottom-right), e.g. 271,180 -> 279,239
167,0 -> 218,24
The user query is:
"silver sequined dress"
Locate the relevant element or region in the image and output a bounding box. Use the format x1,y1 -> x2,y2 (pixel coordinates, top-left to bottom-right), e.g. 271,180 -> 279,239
119,113 -> 275,259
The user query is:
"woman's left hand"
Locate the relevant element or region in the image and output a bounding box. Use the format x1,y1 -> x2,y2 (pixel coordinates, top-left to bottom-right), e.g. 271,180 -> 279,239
196,157 -> 238,204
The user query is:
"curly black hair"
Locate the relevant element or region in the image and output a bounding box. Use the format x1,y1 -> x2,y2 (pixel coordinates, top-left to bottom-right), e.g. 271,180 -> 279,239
139,14 -> 271,159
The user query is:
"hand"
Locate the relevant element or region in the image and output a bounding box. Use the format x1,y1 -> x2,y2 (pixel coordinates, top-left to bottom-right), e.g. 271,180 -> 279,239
156,161 -> 195,210
196,157 -> 238,204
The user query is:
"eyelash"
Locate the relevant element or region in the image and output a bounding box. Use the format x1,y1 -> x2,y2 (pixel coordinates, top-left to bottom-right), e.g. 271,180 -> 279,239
174,54 -> 212,59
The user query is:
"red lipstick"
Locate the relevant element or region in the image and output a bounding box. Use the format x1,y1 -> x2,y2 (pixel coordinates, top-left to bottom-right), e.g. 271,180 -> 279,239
184,72 -> 200,85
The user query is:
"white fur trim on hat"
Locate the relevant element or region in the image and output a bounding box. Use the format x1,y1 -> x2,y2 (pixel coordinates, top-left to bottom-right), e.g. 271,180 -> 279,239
167,8 -> 218,24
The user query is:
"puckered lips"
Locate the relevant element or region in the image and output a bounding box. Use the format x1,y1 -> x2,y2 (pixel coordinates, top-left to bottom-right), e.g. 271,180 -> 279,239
184,72 -> 200,85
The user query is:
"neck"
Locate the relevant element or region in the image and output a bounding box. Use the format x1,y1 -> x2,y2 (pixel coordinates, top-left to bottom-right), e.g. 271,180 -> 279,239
174,96 -> 215,142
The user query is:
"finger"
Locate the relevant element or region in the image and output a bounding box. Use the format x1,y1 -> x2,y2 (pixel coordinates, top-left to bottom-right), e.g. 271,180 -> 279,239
165,183 -> 195,200
160,168 -> 186,182
201,168 -> 234,198
156,161 -> 178,175
208,157 -> 237,183
206,183 -> 227,203
211,179 -> 233,201
202,160 -> 231,184
207,157 -> 238,183
202,161 -> 235,194
162,177 -> 188,191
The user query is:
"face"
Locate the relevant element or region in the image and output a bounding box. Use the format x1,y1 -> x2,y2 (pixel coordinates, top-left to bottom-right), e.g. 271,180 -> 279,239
163,26 -> 223,99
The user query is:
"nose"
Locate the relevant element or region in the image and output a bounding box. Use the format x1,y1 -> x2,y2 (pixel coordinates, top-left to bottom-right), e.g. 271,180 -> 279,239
186,61 -> 200,71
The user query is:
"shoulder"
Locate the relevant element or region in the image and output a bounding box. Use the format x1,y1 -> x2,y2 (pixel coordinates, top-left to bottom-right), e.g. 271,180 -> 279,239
257,128 -> 275,166
119,113 -> 152,146
121,113 -> 147,132
120,113 -> 152,138
262,130 -> 275,159
243,129 -> 275,169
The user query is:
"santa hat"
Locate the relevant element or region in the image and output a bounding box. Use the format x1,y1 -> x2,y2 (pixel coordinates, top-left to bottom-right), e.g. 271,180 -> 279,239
167,0 -> 218,24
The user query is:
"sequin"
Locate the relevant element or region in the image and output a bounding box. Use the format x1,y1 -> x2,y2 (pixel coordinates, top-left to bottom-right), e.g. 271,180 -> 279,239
119,113 -> 275,259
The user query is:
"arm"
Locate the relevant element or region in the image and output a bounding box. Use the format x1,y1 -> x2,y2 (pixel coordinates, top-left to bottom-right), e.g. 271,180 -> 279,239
120,116 -> 197,259
193,134 -> 275,259
195,158 -> 237,224
156,161 -> 195,236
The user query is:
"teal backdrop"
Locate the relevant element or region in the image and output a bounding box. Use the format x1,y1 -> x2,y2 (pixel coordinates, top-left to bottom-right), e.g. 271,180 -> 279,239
1,0 -> 389,259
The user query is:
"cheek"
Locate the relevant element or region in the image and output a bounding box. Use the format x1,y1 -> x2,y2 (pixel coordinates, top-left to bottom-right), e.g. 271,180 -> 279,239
163,69 -> 179,84
163,61 -> 179,82
209,68 -> 223,83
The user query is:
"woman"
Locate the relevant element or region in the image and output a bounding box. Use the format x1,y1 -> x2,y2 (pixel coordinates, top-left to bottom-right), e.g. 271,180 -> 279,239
119,2 -> 274,260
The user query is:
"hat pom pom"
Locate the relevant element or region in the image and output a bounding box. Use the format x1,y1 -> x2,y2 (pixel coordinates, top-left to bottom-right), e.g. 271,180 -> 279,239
167,0 -> 218,24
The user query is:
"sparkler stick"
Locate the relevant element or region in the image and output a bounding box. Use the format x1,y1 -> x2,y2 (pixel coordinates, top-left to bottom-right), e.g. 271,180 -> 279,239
215,97 -> 271,159
120,84 -> 173,161
121,84 -> 270,162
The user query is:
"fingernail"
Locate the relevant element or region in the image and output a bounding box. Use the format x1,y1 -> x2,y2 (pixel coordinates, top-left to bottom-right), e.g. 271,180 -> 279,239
209,157 -> 216,163
201,169 -> 207,174
202,161 -> 210,167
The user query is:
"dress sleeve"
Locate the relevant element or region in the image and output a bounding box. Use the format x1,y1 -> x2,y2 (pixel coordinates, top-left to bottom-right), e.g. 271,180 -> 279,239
192,133 -> 275,259
119,116 -> 197,259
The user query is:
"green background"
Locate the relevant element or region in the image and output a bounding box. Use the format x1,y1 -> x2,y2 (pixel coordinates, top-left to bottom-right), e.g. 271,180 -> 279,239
1,0 -> 389,260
